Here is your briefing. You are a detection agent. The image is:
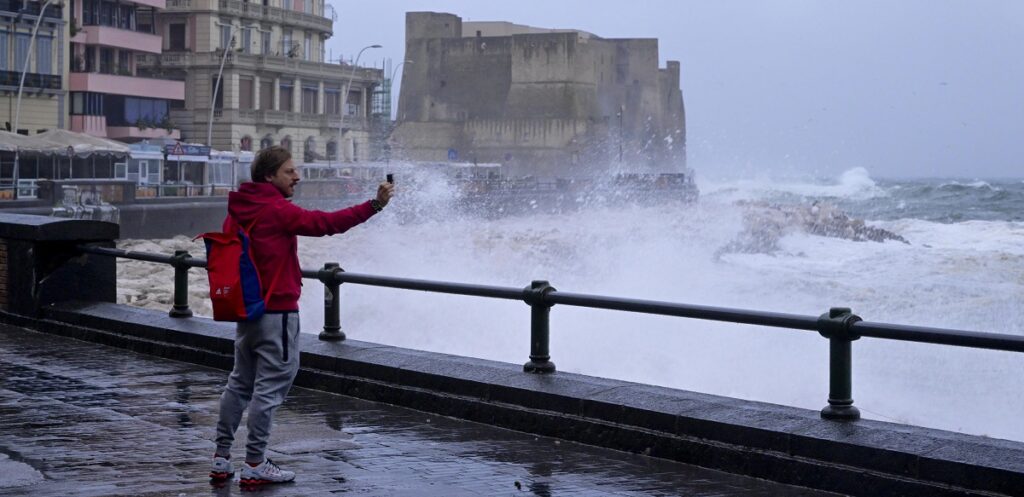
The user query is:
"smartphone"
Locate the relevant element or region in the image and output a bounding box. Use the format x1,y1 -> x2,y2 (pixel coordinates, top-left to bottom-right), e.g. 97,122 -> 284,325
386,173 -> 394,185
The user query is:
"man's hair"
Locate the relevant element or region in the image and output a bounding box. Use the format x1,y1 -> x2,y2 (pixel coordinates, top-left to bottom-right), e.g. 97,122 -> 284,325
250,146 -> 292,182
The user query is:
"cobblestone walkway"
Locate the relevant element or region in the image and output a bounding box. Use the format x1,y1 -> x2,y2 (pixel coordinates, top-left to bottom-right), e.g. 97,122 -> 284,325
0,324 -> 837,496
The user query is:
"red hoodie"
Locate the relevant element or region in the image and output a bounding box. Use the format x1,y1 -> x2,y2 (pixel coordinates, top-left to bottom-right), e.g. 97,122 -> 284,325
225,182 -> 376,311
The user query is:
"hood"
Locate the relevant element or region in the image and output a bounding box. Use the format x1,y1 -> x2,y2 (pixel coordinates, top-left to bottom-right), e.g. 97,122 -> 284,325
227,182 -> 285,225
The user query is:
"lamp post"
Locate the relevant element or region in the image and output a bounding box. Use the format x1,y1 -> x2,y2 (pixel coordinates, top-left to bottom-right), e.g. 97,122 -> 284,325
207,22 -> 238,149
384,60 -> 411,163
334,44 -> 380,164
12,0 -> 56,200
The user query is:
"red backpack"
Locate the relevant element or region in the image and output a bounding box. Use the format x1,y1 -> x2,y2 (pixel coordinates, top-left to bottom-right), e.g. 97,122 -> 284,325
197,211 -> 282,321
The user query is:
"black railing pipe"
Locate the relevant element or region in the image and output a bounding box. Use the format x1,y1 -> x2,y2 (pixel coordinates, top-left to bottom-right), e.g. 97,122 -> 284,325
318,262 -> 344,341
168,250 -> 194,318
522,280 -> 556,374
817,308 -> 861,421
330,272 -> 524,301
548,292 -> 820,331
851,322 -> 1024,353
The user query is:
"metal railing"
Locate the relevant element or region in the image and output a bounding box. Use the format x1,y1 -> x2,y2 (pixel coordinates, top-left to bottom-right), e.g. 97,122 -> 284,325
76,244 -> 1024,422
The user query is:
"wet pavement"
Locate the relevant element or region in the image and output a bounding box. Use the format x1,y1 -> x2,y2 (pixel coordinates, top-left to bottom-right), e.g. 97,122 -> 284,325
0,324 -> 839,496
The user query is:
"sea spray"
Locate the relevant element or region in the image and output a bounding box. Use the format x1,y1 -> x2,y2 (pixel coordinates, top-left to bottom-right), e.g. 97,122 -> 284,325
118,168 -> 1024,442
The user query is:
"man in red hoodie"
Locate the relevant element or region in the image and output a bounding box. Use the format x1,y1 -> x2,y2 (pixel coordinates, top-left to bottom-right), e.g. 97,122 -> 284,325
209,146 -> 393,487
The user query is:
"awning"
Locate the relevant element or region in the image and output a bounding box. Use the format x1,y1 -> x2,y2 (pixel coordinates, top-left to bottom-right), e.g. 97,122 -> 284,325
19,129 -> 130,157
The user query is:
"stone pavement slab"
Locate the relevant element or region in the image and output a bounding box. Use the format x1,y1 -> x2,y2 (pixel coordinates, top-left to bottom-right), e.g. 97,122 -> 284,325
0,325 -> 838,496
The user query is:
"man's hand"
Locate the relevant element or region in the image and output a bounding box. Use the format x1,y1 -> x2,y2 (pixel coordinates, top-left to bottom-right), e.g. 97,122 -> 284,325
376,182 -> 394,208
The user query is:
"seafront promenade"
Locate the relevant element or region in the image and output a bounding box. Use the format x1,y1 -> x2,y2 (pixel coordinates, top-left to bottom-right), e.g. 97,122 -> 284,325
0,324 -> 831,496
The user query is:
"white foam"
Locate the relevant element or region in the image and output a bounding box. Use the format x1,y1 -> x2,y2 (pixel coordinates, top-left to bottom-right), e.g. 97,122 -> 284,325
294,188 -> 1024,443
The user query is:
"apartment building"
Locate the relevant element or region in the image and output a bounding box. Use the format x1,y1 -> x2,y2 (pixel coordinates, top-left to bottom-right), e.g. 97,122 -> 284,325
137,0 -> 382,161
0,0 -> 68,135
68,0 -> 185,140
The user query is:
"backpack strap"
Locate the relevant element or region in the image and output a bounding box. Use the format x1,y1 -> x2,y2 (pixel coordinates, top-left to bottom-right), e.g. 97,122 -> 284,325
233,202 -> 287,304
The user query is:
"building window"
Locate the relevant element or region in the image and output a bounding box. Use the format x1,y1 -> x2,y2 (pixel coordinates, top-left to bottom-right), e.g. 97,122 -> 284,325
169,23 -> 186,51
15,34 -> 30,73
262,31 -> 271,55
326,141 -> 336,160
117,50 -> 130,75
99,47 -> 114,74
241,27 -> 252,54
36,37 -> 53,74
282,29 -> 293,57
260,135 -> 272,149
240,136 -> 252,151
282,0 -> 292,10
304,33 -> 311,60
239,78 -> 253,109
0,35 -> 7,71
71,92 -> 105,115
211,76 -> 224,109
301,84 -> 316,114
220,24 -> 232,51
280,136 -> 291,151
259,80 -> 272,110
279,83 -> 292,111
303,136 -> 316,162
324,87 -> 340,115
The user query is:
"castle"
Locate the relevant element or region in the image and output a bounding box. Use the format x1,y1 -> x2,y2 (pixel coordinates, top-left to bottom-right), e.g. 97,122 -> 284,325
391,12 -> 686,179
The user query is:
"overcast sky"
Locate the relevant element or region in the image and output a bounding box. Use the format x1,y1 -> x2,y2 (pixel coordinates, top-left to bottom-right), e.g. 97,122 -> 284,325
325,0 -> 1023,179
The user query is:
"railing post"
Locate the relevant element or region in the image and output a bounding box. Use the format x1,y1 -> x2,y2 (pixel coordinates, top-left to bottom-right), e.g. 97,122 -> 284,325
168,250 -> 193,318
817,307 -> 861,421
522,280 -> 556,374
318,262 -> 345,341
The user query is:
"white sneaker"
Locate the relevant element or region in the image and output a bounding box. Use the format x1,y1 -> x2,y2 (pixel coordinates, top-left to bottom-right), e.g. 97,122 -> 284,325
209,455 -> 234,481
240,458 -> 295,486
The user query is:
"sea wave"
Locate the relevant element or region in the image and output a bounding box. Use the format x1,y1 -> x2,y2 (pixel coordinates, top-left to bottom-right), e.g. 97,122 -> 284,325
700,167 -> 889,203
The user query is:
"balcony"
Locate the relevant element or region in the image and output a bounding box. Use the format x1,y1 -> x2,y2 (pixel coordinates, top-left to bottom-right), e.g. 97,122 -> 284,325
201,108 -> 366,130
107,126 -> 180,140
137,52 -> 383,83
0,70 -> 62,90
69,72 -> 185,100
73,25 -> 163,54
161,0 -> 331,33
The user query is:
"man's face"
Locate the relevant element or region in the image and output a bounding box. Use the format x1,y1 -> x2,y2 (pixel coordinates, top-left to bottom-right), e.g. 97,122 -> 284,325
266,159 -> 300,198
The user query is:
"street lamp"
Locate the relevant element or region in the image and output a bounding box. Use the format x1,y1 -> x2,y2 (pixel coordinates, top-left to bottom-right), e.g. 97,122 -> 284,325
12,0 -> 56,199
384,60 -> 411,163
207,22 -> 239,149
334,44 -> 380,164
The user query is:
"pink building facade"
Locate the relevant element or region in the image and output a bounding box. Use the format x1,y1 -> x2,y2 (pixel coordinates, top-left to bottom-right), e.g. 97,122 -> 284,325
69,0 -> 184,140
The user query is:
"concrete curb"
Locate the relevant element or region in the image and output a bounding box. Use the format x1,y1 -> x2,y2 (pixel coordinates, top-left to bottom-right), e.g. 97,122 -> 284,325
5,301 -> 1023,497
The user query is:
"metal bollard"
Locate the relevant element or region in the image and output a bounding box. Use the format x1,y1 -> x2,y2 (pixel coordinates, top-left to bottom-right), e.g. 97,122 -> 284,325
318,262 -> 345,341
817,307 -> 862,421
168,250 -> 193,318
522,280 -> 556,374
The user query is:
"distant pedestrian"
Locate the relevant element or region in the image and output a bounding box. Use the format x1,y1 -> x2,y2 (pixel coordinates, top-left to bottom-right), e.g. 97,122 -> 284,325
209,146 -> 394,487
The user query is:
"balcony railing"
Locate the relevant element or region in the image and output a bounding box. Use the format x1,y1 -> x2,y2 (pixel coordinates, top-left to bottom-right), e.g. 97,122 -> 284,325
0,70 -> 62,90
205,108 -> 366,129
159,0 -> 329,31
0,0 -> 63,19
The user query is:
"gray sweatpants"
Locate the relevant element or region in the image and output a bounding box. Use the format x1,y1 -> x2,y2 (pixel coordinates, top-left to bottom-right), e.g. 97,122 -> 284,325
214,312 -> 300,464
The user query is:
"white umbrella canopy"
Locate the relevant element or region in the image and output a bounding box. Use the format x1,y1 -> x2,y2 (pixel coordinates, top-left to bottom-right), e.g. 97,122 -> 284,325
20,129 -> 130,157
0,130 -> 34,153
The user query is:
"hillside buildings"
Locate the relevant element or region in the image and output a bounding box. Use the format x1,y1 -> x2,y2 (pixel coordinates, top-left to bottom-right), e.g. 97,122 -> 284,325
135,0 -> 384,161
393,12 -> 687,178
0,0 -> 68,135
